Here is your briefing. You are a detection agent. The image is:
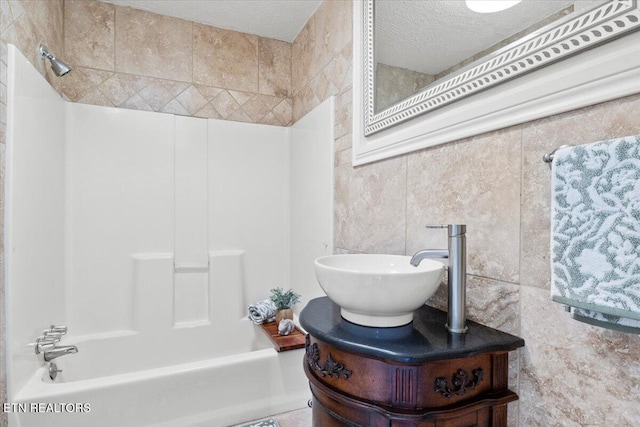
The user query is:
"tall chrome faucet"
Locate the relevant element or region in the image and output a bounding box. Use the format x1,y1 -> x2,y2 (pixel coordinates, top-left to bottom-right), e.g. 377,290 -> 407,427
410,224 -> 467,334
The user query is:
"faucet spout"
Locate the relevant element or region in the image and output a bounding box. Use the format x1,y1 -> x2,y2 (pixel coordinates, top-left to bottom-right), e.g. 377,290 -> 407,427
43,345 -> 78,362
410,249 -> 448,266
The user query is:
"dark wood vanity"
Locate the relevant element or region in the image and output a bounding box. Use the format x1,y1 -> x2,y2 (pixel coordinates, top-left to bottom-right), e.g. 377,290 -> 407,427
300,297 -> 524,427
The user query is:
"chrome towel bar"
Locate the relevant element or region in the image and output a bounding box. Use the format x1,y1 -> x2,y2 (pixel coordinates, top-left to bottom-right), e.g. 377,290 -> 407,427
542,144 -> 573,166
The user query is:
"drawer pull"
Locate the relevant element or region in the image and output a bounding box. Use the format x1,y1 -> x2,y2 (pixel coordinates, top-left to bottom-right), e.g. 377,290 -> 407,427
434,367 -> 483,398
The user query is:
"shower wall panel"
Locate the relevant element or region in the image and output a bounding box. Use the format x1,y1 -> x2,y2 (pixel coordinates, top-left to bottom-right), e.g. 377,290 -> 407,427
289,97 -> 335,312
175,117 -> 208,267
64,108 -> 292,335
5,44 -> 67,397
174,116 -> 209,326
65,104 -> 175,335
132,254 -> 174,333
208,120 -> 290,309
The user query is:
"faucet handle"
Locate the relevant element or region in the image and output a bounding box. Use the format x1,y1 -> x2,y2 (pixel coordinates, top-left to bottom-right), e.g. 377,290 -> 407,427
35,337 -> 58,354
47,325 -> 67,334
43,331 -> 64,340
37,335 -> 60,343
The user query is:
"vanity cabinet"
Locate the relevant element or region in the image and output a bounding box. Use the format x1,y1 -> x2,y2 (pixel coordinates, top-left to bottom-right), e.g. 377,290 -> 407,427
300,297 -> 524,427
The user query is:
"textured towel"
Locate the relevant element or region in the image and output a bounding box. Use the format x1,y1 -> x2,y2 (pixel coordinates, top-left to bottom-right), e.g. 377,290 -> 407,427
248,299 -> 277,324
550,135 -> 640,334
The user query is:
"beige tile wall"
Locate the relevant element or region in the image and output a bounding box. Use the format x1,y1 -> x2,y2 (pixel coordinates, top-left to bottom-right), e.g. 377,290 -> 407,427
291,0 -> 352,129
375,62 -> 435,112
335,99 -> 640,426
62,0 -> 292,126
1,0 -> 65,143
294,2 -> 640,427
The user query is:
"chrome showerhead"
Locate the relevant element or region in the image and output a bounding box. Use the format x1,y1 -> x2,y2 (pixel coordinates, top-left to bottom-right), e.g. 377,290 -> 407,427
39,45 -> 71,77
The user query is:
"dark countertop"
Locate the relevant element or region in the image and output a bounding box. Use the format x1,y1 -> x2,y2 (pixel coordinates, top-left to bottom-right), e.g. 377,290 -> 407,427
300,297 -> 525,364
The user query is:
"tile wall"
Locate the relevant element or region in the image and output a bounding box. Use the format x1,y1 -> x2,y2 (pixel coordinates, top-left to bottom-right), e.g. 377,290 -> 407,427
375,62 -> 434,112
291,0 -> 352,144
61,0 -> 292,126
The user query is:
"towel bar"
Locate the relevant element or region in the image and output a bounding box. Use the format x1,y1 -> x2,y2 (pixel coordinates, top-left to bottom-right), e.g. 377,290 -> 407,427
542,144 -> 573,165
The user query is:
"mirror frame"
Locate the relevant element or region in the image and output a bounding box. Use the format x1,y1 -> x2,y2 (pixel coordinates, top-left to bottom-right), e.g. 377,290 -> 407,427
353,0 -> 640,165
364,0 -> 640,135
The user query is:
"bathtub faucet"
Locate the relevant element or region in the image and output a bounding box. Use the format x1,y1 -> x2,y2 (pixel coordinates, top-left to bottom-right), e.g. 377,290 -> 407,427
43,345 -> 78,362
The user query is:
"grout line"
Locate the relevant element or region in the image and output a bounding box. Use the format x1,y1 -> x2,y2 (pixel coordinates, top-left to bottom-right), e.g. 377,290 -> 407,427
112,3 -> 117,73
518,125 -> 524,339
466,272 -> 520,287
404,155 -> 408,256
256,37 -> 261,96
61,0 -> 66,58
517,126 -> 524,427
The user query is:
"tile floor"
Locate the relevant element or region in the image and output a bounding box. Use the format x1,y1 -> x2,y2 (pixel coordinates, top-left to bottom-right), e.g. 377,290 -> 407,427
232,407 -> 312,427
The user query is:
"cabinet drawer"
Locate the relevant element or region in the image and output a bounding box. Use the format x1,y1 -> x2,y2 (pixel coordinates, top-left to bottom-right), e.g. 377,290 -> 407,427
308,369 -> 515,427
306,336 -> 501,410
422,355 -> 492,408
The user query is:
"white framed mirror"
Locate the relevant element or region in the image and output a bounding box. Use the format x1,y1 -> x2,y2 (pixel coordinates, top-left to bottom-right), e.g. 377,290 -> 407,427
353,0 -> 640,165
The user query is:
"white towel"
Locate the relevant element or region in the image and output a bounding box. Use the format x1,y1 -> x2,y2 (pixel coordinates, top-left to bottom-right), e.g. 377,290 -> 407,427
550,135 -> 640,334
247,299 -> 277,324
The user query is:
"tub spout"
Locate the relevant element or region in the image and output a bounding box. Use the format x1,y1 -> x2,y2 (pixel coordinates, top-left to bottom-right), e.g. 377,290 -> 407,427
43,345 -> 78,362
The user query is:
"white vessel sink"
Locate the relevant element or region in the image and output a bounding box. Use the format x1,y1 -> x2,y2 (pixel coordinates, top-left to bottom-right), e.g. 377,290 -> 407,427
314,254 -> 445,327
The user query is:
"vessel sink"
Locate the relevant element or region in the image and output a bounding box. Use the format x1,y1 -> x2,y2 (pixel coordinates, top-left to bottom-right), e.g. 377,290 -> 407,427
314,254 -> 445,327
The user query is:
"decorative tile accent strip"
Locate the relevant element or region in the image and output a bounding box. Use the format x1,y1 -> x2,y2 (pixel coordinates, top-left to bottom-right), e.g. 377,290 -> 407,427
61,67 -> 291,126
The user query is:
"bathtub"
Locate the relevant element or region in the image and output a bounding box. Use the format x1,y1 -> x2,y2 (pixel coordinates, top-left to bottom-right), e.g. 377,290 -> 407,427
10,319 -> 310,427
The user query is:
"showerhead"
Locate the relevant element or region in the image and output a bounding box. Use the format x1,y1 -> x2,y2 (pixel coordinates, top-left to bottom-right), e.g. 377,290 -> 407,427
39,45 -> 71,77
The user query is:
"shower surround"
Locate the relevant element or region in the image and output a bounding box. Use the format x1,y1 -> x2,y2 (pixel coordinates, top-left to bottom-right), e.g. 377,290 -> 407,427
5,45 -> 333,427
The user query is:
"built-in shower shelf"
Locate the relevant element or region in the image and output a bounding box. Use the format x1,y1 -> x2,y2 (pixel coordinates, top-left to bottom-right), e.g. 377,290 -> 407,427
258,322 -> 306,352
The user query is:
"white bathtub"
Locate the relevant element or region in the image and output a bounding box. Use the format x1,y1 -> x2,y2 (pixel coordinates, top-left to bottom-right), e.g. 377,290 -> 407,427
10,319 -> 310,427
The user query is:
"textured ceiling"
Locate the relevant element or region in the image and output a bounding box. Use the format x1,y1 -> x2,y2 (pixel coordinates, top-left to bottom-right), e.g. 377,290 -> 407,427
99,0 -> 322,42
99,0 -> 602,71
375,0 -> 596,75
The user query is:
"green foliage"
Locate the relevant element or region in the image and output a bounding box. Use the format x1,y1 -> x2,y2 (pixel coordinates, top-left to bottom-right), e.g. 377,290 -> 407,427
269,287 -> 301,310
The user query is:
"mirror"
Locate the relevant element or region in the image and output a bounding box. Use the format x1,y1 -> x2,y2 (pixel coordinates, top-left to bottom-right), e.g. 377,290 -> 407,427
364,0 -> 640,136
